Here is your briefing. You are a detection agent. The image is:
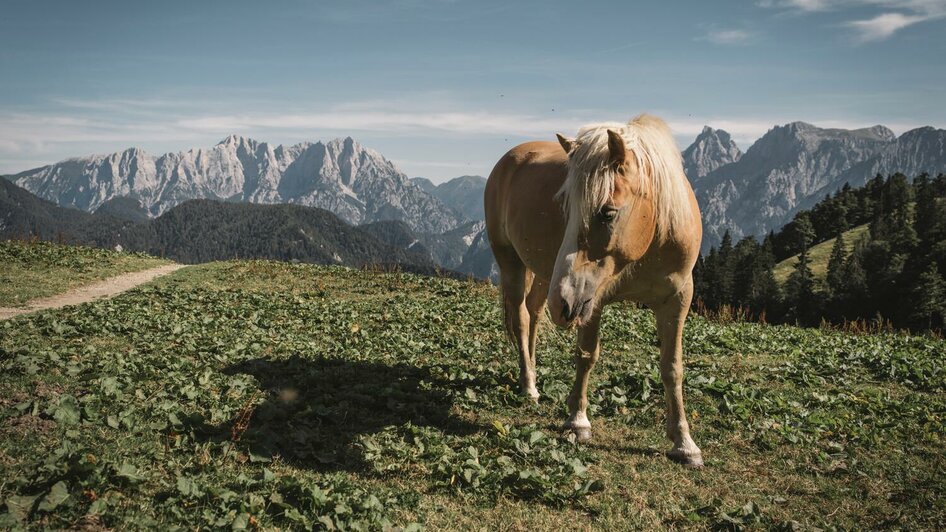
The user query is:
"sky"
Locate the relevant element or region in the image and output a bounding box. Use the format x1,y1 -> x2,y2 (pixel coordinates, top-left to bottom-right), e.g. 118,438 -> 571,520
1,0 -> 945,182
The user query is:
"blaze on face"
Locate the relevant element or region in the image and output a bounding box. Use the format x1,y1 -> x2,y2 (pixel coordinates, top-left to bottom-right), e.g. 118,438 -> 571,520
547,129 -> 656,328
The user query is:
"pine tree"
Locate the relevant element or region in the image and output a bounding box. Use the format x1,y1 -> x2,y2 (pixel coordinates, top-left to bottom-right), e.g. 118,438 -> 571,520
933,173 -> 946,197
794,213 -> 816,252
700,247 -> 722,308
826,232 -> 846,296
837,183 -> 861,224
842,238 -> 868,285
910,263 -> 946,331
915,174 -> 944,246
748,238 -> 781,318
785,247 -> 816,325
732,237 -> 761,307
717,230 -> 735,305
811,196 -> 849,241
874,174 -> 918,253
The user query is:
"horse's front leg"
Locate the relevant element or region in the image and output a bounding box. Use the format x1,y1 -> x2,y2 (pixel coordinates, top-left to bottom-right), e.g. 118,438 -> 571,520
563,312 -> 600,442
653,280 -> 703,468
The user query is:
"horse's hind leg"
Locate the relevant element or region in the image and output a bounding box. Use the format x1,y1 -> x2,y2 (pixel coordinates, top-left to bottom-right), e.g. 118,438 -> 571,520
652,278 -> 703,468
524,277 -> 548,396
496,250 -> 539,402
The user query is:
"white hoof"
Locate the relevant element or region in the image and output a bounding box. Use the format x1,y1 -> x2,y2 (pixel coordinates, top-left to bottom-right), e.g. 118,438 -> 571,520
666,447 -> 704,468
562,421 -> 592,442
521,387 -> 540,403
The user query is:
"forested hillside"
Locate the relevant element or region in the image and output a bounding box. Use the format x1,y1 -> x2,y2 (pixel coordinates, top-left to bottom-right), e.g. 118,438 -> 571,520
117,200 -> 441,272
1,179 -> 443,274
695,173 -> 946,332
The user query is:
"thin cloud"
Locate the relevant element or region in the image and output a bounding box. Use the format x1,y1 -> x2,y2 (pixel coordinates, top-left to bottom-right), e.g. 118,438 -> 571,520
845,11 -> 929,40
757,0 -> 831,11
703,29 -> 754,45
0,104 -> 588,173
0,98 -> 940,176
175,110 -> 586,138
758,0 -> 946,40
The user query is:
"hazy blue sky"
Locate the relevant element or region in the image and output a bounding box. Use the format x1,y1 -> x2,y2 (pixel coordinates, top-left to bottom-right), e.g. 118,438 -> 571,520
1,0 -> 944,181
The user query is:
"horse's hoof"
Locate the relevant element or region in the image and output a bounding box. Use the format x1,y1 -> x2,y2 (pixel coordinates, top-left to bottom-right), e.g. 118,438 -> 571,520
521,388 -> 540,403
666,448 -> 704,469
563,425 -> 592,442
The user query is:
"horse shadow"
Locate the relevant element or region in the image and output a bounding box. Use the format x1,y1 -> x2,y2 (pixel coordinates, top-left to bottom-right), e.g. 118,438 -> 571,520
212,355 -> 482,472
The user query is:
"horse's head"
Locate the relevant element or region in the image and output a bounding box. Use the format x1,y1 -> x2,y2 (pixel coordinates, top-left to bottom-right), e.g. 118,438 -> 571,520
547,124 -> 659,328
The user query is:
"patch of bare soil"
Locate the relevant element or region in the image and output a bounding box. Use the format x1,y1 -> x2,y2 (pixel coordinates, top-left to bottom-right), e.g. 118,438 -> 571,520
0,264 -> 185,320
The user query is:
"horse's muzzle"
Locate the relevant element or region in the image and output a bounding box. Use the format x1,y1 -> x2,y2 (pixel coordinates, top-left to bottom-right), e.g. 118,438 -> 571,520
549,270 -> 598,328
561,297 -> 591,325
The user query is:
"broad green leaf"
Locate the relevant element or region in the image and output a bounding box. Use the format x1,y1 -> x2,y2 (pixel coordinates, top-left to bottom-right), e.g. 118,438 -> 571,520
37,481 -> 69,512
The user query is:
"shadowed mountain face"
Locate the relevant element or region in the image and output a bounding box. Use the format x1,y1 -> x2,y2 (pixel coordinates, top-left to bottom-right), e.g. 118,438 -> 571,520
0,178 -> 127,245
11,136 -> 463,234
690,122 -> 946,250
357,219 -> 484,272
118,200 -> 440,269
94,196 -> 150,223
411,175 -> 486,222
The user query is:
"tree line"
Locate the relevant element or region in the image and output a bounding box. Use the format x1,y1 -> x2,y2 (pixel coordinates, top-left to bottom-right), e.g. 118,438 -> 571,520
693,173 -> 946,332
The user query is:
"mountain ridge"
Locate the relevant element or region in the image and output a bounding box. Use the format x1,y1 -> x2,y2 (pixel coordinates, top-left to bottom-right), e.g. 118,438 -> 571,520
7,121 -> 946,256
690,122 -> 946,250
411,175 -> 486,221
10,136 -> 463,234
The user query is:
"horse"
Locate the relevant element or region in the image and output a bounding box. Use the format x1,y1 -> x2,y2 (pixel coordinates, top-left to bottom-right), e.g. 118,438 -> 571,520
484,114 -> 704,467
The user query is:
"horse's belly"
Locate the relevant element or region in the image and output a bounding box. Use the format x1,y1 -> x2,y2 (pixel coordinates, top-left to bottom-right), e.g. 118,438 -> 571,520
506,200 -> 565,282
485,140 -> 569,282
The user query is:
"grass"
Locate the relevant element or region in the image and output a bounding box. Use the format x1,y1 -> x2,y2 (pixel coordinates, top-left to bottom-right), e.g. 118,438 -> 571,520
0,244 -> 944,529
773,224 -> 871,288
0,240 -> 169,307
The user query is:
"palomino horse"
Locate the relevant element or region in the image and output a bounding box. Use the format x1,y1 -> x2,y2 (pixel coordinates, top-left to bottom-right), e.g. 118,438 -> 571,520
484,114 -> 703,467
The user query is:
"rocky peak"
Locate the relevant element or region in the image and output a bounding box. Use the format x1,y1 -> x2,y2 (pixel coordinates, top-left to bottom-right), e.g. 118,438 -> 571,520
898,126 -> 939,142
692,121 -> 946,252
682,126 -> 742,180
217,134 -> 258,146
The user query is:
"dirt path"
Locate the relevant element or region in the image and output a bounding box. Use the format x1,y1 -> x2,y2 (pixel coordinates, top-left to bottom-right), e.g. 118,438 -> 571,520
0,264 -> 186,320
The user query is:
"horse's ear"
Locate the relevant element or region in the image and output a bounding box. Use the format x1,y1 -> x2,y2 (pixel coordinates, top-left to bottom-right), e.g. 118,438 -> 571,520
607,129 -> 626,165
556,133 -> 574,154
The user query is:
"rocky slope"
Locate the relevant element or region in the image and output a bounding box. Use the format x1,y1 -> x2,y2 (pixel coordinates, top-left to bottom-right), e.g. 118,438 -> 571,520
682,126 -> 742,183
10,136 -> 462,234
692,122 -> 946,250
411,175 -> 486,221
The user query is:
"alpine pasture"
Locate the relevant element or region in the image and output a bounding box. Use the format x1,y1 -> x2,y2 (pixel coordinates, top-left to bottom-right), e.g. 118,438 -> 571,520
0,243 -> 944,529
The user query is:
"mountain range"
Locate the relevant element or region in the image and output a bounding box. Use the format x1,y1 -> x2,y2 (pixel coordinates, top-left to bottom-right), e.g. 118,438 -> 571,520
688,122 -> 946,249
9,135 -> 462,234
0,177 -> 459,274
4,122 -> 946,273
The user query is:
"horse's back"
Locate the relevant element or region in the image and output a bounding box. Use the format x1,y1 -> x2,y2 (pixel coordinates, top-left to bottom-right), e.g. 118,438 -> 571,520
484,141 -> 568,281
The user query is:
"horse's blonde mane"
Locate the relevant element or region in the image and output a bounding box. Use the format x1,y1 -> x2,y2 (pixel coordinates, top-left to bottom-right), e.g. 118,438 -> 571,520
557,114 -> 693,241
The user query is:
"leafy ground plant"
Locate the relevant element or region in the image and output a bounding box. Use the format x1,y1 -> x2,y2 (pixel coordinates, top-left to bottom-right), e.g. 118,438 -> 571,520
0,253 -> 944,529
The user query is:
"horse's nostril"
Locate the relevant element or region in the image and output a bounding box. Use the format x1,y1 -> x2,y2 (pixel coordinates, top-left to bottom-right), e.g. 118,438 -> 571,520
577,298 -> 591,318
561,299 -> 572,321
562,298 -> 589,323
